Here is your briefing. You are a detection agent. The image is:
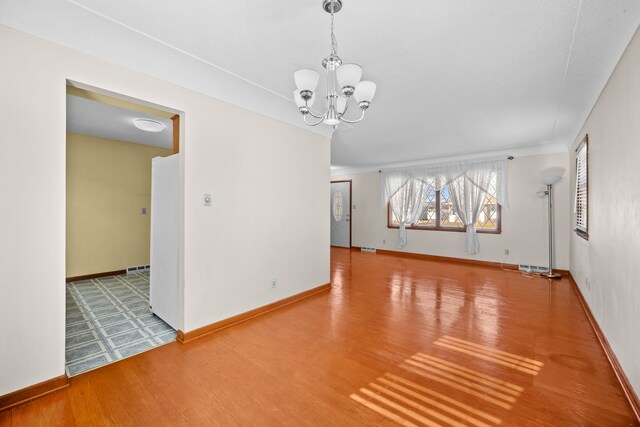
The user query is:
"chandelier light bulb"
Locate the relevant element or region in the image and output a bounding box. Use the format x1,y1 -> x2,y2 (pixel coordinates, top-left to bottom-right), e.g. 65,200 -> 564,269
336,64 -> 362,96
294,69 -> 320,93
354,81 -> 377,103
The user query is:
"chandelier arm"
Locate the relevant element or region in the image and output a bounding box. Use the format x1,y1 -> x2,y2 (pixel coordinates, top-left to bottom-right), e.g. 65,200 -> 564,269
304,99 -> 328,119
338,109 -> 365,124
305,107 -> 327,119
303,114 -> 325,126
340,102 -> 349,117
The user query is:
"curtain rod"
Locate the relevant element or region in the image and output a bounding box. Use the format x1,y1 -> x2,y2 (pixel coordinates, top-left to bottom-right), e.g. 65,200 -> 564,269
378,156 -> 514,173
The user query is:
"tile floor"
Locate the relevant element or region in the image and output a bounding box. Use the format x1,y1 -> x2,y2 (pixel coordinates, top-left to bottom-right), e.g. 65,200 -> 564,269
65,271 -> 176,376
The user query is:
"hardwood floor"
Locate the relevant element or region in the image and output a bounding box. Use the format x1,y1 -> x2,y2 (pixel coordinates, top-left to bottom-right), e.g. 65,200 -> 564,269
1,248 -> 637,426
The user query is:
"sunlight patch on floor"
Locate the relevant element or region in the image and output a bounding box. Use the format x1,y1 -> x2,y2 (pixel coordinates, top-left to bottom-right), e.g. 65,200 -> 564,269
350,336 -> 544,426
433,336 -> 543,375
351,372 -> 503,427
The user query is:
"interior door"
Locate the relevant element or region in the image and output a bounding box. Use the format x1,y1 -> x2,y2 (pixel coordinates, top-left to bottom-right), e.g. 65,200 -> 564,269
150,154 -> 180,330
330,181 -> 351,248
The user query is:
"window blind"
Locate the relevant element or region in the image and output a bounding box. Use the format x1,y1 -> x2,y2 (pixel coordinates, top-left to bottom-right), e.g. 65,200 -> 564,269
575,137 -> 588,236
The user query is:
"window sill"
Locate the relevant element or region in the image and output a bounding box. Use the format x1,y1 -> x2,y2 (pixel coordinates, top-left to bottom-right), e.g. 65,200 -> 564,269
575,229 -> 589,241
387,225 -> 501,235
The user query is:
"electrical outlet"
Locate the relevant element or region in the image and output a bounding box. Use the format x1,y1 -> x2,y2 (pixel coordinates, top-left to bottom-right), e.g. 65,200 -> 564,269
271,279 -> 277,289
586,277 -> 590,290
383,239 -> 386,245
141,208 -> 147,215
504,249 -> 510,255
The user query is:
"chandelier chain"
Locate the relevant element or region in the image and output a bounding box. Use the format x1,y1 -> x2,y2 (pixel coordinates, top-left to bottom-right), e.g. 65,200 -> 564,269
330,11 -> 338,55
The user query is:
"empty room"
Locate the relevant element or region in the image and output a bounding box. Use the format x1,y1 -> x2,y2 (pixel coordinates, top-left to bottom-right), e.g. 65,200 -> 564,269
1,1 -> 639,426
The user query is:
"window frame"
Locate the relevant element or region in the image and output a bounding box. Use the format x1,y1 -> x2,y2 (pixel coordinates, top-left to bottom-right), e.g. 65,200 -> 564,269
575,134 -> 589,240
386,188 -> 502,234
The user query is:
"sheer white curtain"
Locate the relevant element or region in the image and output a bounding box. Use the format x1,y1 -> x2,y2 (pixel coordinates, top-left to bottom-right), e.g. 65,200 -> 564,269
381,158 -> 509,254
466,159 -> 508,208
446,171 -> 493,255
382,169 -> 413,204
388,178 -> 430,248
430,159 -> 508,207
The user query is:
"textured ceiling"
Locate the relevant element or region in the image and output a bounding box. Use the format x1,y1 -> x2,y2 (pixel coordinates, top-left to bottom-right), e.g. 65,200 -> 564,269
67,95 -> 173,149
2,0 -> 639,171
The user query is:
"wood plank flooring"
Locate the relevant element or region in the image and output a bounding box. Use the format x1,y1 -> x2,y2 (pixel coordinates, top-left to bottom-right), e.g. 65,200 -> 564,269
1,248 -> 637,426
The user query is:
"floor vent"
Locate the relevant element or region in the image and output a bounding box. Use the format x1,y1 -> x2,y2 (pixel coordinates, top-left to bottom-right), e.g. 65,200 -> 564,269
518,264 -> 549,273
127,265 -> 150,274
361,247 -> 377,253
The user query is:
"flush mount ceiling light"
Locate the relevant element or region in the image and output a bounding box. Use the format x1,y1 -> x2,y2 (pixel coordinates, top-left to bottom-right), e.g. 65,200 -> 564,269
133,118 -> 166,132
293,0 -> 377,128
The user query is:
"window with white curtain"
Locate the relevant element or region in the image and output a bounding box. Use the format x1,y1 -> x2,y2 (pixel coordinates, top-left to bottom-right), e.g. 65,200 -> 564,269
387,174 -> 501,233
575,135 -> 588,240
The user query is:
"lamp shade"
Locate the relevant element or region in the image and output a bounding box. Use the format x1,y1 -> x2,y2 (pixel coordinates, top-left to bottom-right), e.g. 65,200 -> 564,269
336,64 -> 362,89
354,81 -> 376,103
540,175 -> 562,185
294,90 -> 315,108
336,95 -> 347,114
294,69 -> 319,92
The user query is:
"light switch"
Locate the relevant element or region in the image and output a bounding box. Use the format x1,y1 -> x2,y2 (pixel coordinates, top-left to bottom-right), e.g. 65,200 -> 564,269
203,194 -> 212,207
141,208 -> 147,215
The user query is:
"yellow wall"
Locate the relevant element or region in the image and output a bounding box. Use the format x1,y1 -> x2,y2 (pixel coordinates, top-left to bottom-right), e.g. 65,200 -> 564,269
66,133 -> 171,277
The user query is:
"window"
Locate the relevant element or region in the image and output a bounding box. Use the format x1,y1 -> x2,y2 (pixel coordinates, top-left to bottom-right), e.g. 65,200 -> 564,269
575,135 -> 588,240
387,175 -> 501,233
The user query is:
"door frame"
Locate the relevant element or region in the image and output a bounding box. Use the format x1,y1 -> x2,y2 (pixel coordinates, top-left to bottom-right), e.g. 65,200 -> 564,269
65,80 -> 183,375
330,180 -> 352,248
171,114 -> 180,154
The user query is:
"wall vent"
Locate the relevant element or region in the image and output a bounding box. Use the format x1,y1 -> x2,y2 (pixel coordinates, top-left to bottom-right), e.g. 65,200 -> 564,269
127,264 -> 150,274
518,264 -> 549,273
361,247 -> 377,253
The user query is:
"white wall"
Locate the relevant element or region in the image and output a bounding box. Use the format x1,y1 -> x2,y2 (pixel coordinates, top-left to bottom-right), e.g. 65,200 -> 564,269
333,152 -> 570,269
0,25 -> 329,396
182,101 -> 330,331
570,26 -> 640,394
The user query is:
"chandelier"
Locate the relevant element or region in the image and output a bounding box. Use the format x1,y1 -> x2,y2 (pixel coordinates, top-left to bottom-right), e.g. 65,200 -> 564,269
293,0 -> 377,128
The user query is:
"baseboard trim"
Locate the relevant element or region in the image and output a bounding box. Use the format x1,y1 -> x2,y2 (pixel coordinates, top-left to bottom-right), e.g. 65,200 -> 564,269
568,273 -> 640,422
177,282 -> 331,344
0,375 -> 69,412
377,248 -> 517,269
350,246 -> 569,276
66,269 -> 126,283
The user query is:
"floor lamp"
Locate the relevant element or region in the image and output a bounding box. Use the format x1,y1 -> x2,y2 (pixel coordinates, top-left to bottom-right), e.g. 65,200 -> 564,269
537,175 -> 562,279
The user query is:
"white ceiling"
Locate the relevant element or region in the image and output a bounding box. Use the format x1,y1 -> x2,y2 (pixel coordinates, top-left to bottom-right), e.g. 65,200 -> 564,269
2,0 -> 640,171
67,95 -> 173,149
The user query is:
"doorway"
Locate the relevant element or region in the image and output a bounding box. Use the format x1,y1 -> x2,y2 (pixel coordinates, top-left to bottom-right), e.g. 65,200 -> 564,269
65,82 -> 181,376
330,180 -> 351,248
